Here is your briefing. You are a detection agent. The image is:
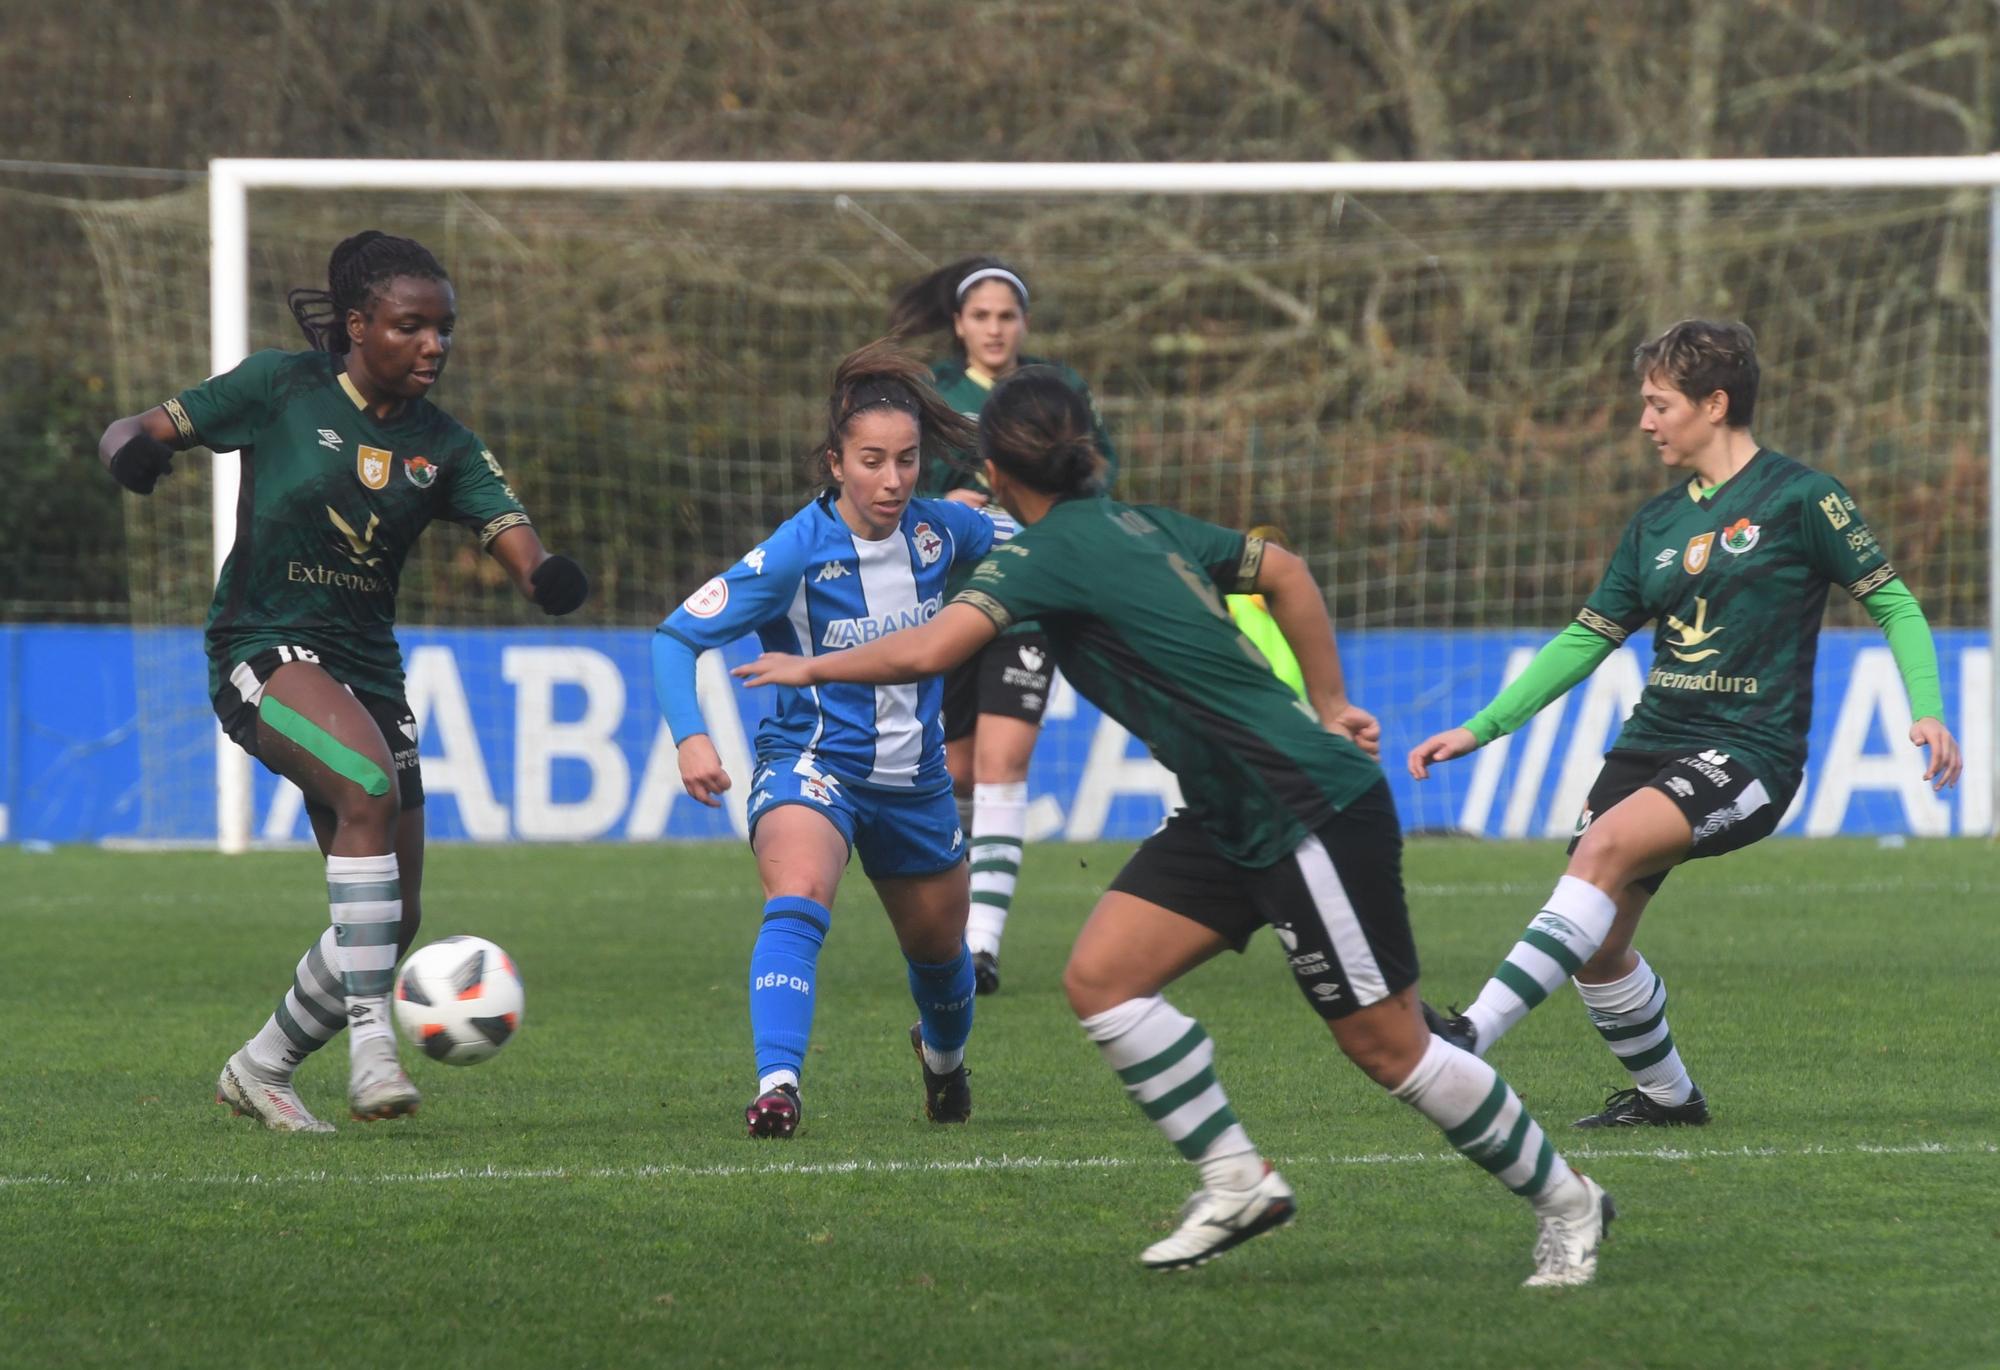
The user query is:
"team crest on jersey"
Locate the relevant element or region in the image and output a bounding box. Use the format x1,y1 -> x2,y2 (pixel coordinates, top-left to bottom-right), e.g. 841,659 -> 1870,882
403,455 -> 438,489
357,445 -> 392,490
1720,517 -> 1760,555
1682,531 -> 1714,574
912,521 -> 944,566
683,577 -> 729,618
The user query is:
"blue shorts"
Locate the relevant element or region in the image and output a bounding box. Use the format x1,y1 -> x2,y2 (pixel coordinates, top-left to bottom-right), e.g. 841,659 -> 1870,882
746,753 -> 966,880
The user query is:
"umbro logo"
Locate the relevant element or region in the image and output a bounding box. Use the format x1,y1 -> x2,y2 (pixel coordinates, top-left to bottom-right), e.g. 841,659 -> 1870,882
1653,547 -> 1677,569
318,429 -> 344,452
814,562 -> 850,582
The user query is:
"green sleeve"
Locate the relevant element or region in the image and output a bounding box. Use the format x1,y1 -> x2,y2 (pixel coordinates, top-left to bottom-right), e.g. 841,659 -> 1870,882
1462,623 -> 1617,745
1861,577 -> 1946,722
1129,505 -> 1254,592
167,348 -> 289,451
953,520 -> 1084,630
440,432 -> 532,550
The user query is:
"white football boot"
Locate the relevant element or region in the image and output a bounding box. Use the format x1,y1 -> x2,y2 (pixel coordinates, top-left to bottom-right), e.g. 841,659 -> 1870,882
347,1035 -> 421,1122
1140,1164 -> 1296,1271
1524,1173 -> 1615,1287
216,1049 -> 335,1134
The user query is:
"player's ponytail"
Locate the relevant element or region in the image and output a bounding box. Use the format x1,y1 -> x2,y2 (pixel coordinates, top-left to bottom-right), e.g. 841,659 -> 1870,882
979,367 -> 1107,499
887,256 -> 1029,355
288,230 -> 450,355
813,339 -> 978,492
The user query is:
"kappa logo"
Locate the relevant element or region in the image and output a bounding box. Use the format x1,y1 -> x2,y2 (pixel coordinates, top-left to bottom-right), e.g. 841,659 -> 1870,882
912,521 -> 944,566
1017,645 -> 1046,672
357,445 -> 392,491
1819,492 -> 1852,530
814,561 -> 850,583
743,548 -> 766,575
747,788 -> 772,812
950,827 -> 964,850
1652,547 -> 1678,570
1683,531 -> 1715,575
1721,517 -> 1760,555
317,428 -> 344,452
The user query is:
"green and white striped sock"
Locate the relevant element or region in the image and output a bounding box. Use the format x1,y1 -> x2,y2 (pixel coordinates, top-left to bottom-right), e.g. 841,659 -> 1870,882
1576,953 -> 1694,1105
1393,1036 -> 1586,1217
1462,875 -> 1618,1053
1081,996 -> 1259,1181
326,853 -> 402,1053
244,927 -> 345,1076
965,781 -> 1027,958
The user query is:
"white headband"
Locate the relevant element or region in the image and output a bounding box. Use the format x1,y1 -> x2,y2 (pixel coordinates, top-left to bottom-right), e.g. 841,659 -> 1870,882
955,267 -> 1029,309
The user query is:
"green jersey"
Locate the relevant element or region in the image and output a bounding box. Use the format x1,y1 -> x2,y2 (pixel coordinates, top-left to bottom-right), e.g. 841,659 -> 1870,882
1577,448 -> 1894,791
922,354 -> 1117,497
953,497 -> 1379,867
167,349 -> 530,698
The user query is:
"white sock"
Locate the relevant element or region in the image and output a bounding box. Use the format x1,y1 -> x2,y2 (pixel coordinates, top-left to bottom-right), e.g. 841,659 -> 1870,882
966,781 -> 1028,958
325,852 -> 402,1055
1393,1037 -> 1589,1217
1576,953 -> 1695,1105
1463,875 -> 1618,1052
1080,995 -> 1257,1167
244,926 -> 345,1077
758,1068 -> 799,1094
921,1042 -> 965,1075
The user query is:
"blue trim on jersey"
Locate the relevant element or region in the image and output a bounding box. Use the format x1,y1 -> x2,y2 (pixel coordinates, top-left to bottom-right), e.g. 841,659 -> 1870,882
658,494 -> 999,789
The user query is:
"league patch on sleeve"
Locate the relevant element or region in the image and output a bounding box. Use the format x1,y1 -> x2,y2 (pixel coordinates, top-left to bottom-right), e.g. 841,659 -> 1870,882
684,577 -> 729,618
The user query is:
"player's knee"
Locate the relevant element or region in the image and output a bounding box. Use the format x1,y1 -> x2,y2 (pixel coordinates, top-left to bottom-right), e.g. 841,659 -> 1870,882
1062,952 -> 1125,1019
1569,824 -> 1640,886
330,784 -> 400,843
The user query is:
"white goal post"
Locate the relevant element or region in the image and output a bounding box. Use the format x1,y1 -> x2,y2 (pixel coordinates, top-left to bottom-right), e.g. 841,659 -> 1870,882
207,155 -> 2000,852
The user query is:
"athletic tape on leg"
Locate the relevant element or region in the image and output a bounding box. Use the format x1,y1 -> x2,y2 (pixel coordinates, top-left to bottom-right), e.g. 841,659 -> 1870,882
258,695 -> 391,797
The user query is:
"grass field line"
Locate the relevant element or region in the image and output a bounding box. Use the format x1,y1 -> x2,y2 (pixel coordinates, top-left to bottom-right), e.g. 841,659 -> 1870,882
2,1139 -> 1991,1190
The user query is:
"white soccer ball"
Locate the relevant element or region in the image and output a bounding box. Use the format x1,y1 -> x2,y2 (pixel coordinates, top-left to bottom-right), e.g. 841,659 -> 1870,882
393,935 -> 525,1066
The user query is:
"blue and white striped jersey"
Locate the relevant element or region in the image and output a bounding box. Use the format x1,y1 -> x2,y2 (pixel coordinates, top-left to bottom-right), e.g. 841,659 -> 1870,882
659,493 -> 1009,790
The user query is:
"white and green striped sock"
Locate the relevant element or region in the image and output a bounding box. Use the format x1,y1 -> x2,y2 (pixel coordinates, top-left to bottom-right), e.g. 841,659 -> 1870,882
326,853 -> 402,1054
965,781 -> 1028,958
1393,1036 -> 1588,1217
1462,875 -> 1618,1053
244,927 -> 345,1077
1081,996 -> 1262,1189
1576,953 -> 1694,1105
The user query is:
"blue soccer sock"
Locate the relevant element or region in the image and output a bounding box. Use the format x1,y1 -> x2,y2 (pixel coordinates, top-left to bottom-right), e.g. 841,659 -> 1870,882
749,896 -> 829,1093
906,944 -> 976,1073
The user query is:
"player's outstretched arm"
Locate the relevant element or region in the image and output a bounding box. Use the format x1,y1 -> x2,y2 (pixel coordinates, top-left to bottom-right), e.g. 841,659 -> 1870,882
737,601 -> 998,689
1253,544 -> 1378,757
489,525 -> 589,615
1407,726 -> 1480,780
97,406 -> 187,495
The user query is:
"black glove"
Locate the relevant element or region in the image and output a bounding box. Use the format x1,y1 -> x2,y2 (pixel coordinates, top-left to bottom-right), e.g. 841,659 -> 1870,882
108,433 -> 177,495
530,553 -> 589,615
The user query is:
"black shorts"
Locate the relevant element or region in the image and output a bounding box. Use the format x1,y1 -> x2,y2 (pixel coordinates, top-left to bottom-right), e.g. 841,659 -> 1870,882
1108,779 -> 1419,1021
1566,747 -> 1787,894
942,630 -> 1052,741
212,646 -> 424,810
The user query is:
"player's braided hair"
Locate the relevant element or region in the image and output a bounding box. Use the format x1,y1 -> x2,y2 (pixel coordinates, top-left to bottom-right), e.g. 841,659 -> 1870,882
813,339 -> 979,492
887,256 -> 1029,357
286,230 -> 450,355
979,367 -> 1107,498
1633,319 -> 1760,428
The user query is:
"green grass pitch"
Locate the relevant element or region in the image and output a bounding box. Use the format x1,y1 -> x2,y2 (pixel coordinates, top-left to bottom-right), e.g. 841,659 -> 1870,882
2,838 -> 1994,1368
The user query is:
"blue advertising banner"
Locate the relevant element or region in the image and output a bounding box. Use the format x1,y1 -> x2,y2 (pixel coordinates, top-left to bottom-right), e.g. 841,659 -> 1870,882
1,626 -> 1989,844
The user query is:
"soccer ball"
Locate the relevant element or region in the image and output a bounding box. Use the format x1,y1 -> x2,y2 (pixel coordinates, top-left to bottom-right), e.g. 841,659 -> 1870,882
393,936 -> 525,1065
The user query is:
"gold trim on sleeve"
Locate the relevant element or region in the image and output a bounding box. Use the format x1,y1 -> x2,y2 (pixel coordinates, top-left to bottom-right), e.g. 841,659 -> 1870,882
162,397 -> 196,444
953,589 -> 1015,632
1849,564 -> 1896,599
479,511 -> 532,549
1236,535 -> 1267,593
1576,606 -> 1629,644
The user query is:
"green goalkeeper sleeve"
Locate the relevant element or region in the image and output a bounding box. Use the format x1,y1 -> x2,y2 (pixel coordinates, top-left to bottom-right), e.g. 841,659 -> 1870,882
1860,576 -> 1946,722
